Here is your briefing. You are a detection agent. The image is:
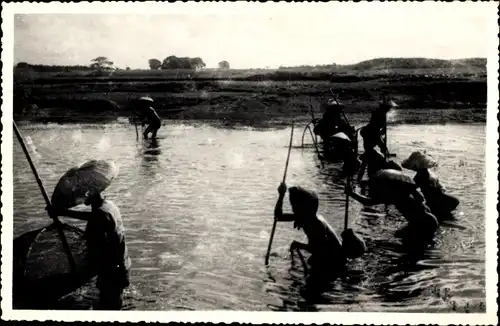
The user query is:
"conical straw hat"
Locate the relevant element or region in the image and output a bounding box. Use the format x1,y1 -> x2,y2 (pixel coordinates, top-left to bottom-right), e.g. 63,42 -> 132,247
402,151 -> 438,171
51,160 -> 118,210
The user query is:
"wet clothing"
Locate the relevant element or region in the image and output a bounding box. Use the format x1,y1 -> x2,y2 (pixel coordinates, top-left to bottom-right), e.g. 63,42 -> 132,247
95,276 -> 127,310
86,199 -> 131,310
360,108 -> 388,152
314,110 -> 354,156
413,169 -> 459,221
369,108 -> 387,130
142,107 -> 161,139
392,193 -> 439,233
360,124 -> 386,152
367,173 -> 439,235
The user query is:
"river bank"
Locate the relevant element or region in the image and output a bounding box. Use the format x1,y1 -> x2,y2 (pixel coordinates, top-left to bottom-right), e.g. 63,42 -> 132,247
13,71 -> 487,126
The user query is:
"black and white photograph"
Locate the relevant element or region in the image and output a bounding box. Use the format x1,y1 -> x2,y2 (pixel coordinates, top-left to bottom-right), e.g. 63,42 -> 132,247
1,2 -> 498,324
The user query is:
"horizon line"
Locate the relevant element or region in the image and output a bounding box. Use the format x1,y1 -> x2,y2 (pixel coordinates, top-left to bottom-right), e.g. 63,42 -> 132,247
15,56 -> 487,71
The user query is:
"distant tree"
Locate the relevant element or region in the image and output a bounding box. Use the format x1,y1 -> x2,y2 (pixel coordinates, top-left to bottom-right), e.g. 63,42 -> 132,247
89,56 -> 114,72
148,58 -> 162,70
218,61 -> 230,69
126,66 -> 131,71
189,57 -> 206,70
161,56 -> 183,69
16,62 -> 31,69
161,56 -> 206,70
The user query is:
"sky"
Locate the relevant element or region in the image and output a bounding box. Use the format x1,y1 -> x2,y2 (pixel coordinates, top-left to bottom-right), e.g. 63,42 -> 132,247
13,2 -> 494,69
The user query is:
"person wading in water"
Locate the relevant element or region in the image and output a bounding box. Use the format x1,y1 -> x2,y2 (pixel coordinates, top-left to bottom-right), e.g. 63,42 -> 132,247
314,98 -> 355,158
402,151 -> 460,222
356,147 -> 402,187
136,97 -> 162,139
360,99 -> 398,156
274,183 -> 366,286
346,168 -> 439,243
49,160 -> 131,310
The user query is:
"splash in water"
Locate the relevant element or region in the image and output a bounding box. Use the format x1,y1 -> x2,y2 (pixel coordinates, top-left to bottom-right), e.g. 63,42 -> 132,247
96,136 -> 111,152
386,109 -> 399,124
71,130 -> 83,143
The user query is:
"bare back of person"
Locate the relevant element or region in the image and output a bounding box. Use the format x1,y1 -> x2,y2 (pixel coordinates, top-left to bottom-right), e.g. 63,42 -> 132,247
303,215 -> 346,274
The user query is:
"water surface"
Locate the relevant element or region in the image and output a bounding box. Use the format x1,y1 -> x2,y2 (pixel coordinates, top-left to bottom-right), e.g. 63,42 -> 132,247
13,119 -> 486,312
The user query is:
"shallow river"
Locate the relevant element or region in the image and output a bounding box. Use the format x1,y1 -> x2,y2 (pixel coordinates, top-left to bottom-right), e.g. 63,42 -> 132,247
13,118 -> 486,312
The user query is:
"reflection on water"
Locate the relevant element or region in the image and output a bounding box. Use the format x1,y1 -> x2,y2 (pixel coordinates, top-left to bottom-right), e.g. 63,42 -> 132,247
13,119 -> 486,312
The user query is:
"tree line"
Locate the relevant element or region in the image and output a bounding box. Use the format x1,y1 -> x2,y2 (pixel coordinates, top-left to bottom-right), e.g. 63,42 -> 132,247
16,56 -> 231,72
148,57 -> 231,70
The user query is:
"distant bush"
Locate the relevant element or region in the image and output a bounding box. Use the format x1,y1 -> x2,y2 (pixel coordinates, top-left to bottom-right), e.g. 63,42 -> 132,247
218,61 -> 230,69
161,56 -> 206,70
148,59 -> 162,70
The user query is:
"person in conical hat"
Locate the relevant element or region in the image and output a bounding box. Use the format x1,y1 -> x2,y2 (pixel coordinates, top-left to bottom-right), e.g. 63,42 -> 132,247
402,151 -> 460,221
314,97 -> 355,157
346,160 -> 439,241
274,182 -> 365,283
137,96 -> 162,139
48,160 -> 131,310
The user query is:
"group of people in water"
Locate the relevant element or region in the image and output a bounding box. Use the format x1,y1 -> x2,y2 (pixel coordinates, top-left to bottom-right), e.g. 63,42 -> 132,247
274,96 -> 460,290
41,95 -> 459,309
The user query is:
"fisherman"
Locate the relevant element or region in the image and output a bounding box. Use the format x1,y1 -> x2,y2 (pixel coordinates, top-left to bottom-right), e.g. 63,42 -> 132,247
49,161 -> 131,310
274,182 -> 365,281
137,97 -> 161,139
50,190 -> 131,310
360,99 -> 398,155
346,169 -> 439,240
402,151 -> 460,221
314,98 -> 354,155
357,147 -> 402,184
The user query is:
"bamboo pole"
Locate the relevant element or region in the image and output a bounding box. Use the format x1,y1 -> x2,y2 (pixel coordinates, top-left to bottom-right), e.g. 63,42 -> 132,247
344,175 -> 351,231
265,122 -> 295,265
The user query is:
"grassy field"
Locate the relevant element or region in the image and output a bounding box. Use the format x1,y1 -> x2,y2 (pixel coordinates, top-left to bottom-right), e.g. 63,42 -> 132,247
13,58 -> 487,126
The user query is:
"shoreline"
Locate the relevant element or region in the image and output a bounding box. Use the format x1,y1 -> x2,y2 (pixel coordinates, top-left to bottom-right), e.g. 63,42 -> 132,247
14,108 -> 487,130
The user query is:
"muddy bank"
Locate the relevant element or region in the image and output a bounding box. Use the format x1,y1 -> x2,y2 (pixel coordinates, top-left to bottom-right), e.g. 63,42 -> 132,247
14,75 -> 487,125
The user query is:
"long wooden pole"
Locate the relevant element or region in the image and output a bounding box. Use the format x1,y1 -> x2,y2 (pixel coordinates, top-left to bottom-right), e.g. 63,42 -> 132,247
308,125 -> 323,165
13,122 -> 77,272
265,122 -> 295,265
384,113 -> 388,160
308,97 -> 319,146
344,175 -> 351,231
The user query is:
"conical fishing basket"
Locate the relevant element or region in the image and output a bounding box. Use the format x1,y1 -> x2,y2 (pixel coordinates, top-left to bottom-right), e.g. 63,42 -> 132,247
13,222 -> 97,309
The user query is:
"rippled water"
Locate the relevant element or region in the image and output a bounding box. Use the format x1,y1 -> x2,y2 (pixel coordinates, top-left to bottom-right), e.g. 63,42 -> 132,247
13,119 -> 486,312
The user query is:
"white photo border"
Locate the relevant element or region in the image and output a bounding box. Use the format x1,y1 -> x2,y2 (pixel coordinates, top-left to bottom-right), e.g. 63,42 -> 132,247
1,2 -> 498,324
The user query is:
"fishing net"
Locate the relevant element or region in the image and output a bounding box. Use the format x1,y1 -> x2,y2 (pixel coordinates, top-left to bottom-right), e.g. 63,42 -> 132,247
13,222 -> 97,309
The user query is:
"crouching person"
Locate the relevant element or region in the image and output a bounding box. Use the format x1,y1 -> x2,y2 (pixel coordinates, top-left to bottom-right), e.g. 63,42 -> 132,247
346,169 -> 439,243
402,151 -> 460,222
273,183 -> 365,283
